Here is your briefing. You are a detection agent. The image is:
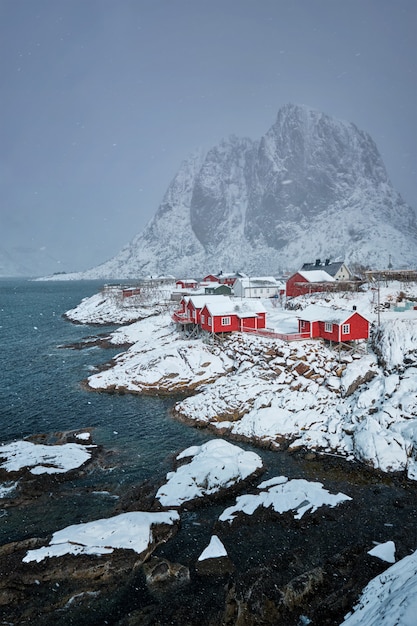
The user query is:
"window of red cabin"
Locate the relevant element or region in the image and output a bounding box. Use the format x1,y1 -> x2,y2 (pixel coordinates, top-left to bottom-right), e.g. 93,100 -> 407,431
221,317 -> 230,326
325,322 -> 333,332
342,323 -> 350,334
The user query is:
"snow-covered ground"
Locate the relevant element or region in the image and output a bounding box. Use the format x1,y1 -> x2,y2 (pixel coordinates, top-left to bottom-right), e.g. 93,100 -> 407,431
54,281 -> 417,624
64,283 -> 175,326
67,282 -> 417,480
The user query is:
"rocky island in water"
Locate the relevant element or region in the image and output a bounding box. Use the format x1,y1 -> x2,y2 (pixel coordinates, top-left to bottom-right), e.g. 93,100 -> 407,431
1,280 -> 416,625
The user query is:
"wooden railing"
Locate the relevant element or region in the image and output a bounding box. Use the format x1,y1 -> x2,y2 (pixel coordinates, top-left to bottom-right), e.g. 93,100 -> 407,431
172,312 -> 194,324
172,314 -> 311,342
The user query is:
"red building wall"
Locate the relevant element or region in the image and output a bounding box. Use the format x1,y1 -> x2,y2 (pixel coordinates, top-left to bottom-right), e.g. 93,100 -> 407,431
186,300 -> 203,324
342,313 -> 369,340
286,273 -> 308,298
286,273 -> 332,298
200,308 -> 239,333
240,312 -> 266,330
318,321 -> 340,342
200,307 -> 266,333
298,313 -> 369,341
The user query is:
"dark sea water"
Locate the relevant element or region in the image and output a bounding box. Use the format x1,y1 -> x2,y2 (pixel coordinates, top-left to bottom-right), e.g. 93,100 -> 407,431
0,278 -> 214,544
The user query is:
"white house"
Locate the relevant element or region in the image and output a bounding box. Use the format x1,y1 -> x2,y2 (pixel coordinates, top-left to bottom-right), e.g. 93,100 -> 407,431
233,276 -> 283,298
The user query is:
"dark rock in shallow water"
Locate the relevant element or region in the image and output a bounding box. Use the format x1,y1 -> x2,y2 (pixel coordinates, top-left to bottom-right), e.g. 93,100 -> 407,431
0,430 -> 110,510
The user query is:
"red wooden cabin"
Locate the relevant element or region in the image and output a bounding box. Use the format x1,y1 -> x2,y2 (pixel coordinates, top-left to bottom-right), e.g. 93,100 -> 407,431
175,279 -> 198,290
286,270 -> 335,298
200,300 -> 266,334
297,305 -> 369,342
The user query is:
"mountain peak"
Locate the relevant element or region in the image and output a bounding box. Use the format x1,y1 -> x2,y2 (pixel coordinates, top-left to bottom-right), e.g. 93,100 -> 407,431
71,105 -> 417,279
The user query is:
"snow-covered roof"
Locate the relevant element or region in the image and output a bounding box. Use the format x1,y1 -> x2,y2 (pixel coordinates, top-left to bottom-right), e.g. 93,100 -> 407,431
203,298 -> 266,318
218,272 -> 248,279
298,304 -> 366,324
188,295 -> 233,309
297,270 -> 335,283
236,276 -> 280,288
301,261 -> 348,277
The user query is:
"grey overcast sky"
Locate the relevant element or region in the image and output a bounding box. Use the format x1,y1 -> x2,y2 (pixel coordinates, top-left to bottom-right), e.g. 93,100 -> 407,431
1,0 -> 416,273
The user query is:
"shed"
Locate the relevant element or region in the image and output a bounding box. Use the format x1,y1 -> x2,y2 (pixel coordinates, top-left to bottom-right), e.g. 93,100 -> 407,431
204,283 -> 232,295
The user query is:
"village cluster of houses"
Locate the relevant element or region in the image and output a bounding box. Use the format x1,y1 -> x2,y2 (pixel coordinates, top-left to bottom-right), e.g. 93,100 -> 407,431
174,260 -> 357,300
103,259 -> 417,345
171,262 -> 370,343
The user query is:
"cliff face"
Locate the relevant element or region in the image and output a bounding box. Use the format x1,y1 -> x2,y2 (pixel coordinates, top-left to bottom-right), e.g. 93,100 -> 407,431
80,104 -> 417,278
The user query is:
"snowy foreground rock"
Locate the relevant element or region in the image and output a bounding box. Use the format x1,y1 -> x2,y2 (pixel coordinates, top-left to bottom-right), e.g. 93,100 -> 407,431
219,476 -> 351,523
341,548 -> 417,626
156,439 -> 263,506
0,440 -> 94,475
23,511 -> 180,563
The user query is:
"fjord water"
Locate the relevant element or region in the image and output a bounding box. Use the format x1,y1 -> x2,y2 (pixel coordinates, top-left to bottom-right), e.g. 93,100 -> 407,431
0,278 -> 212,543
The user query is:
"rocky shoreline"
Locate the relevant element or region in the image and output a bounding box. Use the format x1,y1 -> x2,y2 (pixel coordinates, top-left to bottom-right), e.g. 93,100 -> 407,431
1,288 -> 416,625
1,426 -> 416,625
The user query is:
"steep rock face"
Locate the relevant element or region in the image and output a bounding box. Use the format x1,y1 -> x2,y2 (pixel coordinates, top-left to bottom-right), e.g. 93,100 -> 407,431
190,136 -> 255,251
77,104 -> 417,279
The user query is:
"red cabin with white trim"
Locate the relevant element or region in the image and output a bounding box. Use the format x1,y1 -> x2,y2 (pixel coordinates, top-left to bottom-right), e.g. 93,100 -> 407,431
200,300 -> 266,334
298,305 -> 369,342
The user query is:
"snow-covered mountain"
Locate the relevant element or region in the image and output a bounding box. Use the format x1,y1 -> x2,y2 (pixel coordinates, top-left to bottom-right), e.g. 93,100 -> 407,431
0,246 -> 66,278
56,104 -> 417,279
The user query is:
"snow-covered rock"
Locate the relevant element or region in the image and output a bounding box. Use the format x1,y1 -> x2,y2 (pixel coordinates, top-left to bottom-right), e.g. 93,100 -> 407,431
372,318 -> 417,371
340,355 -> 378,397
341,549 -> 417,626
0,440 -> 94,475
22,511 -> 180,563
198,535 -> 228,561
219,476 -> 351,523
367,541 -> 396,564
155,439 -> 263,507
